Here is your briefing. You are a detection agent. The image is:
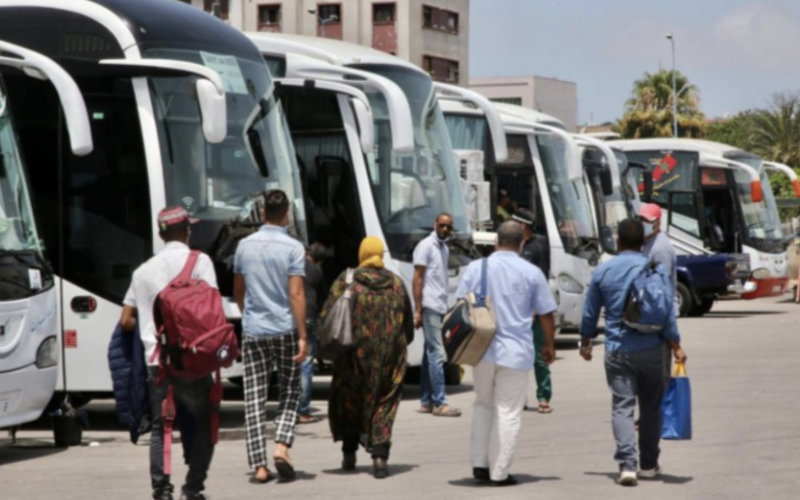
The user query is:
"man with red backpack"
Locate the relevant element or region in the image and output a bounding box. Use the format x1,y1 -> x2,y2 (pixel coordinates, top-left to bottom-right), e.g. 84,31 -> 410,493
119,206 -> 219,500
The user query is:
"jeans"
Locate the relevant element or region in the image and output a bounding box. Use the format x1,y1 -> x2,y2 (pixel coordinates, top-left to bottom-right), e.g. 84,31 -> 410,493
299,323 -> 317,416
532,317 -> 552,402
148,367 -> 215,497
419,308 -> 447,407
604,347 -> 666,471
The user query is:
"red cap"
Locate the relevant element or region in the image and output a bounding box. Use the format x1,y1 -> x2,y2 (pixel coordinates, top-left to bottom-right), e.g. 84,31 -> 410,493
638,203 -> 662,222
157,206 -> 197,231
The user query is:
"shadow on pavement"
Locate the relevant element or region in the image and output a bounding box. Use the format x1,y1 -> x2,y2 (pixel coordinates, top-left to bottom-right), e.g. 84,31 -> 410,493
448,473 -> 560,487
701,310 -> 786,318
321,463 -> 417,477
0,437 -> 68,466
584,471 -> 693,485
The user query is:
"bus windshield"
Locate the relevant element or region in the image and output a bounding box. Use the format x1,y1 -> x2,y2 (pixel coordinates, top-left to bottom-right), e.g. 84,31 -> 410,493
444,113 -> 488,151
354,64 -> 469,260
145,49 -> 306,238
0,82 -> 41,252
536,132 -> 597,254
729,154 -> 785,251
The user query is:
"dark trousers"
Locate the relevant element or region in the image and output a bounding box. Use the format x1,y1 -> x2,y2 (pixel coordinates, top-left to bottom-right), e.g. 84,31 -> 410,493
604,347 -> 666,471
148,367 -> 215,497
342,435 -> 390,459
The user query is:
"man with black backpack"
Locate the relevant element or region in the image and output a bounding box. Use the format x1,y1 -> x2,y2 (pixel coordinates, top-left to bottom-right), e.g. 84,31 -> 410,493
579,218 -> 687,487
119,206 -> 219,500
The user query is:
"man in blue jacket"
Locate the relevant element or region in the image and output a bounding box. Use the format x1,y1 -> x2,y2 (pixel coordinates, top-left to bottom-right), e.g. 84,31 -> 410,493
580,218 -> 687,487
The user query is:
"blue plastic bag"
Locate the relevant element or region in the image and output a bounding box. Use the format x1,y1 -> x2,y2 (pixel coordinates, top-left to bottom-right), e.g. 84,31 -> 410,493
661,362 -> 692,440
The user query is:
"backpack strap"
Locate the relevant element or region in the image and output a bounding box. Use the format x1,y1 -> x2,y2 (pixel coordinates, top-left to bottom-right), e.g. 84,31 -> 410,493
209,369 -> 223,445
161,384 -> 176,475
175,250 -> 201,283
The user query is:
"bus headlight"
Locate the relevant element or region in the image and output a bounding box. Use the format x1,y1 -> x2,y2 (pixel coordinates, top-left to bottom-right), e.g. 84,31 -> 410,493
557,274 -> 584,294
36,336 -> 59,368
751,268 -> 771,280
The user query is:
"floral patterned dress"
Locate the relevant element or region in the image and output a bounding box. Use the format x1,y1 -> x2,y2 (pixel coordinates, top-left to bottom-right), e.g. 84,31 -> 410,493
319,267 -> 413,453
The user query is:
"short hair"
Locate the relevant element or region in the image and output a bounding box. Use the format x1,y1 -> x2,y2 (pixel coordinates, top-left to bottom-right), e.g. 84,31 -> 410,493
308,242 -> 329,262
497,220 -> 524,248
618,218 -> 644,250
263,189 -> 289,222
436,212 -> 452,222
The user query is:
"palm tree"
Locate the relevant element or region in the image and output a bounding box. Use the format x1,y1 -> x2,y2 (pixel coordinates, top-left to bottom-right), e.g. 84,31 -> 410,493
749,92 -> 800,168
617,69 -> 705,138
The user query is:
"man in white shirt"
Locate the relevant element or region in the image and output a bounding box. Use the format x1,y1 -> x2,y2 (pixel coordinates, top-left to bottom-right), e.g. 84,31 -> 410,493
119,206 -> 217,500
412,213 -> 461,417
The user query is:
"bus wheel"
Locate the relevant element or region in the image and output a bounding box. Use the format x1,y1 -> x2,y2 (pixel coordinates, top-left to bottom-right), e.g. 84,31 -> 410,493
676,282 -> 693,317
690,297 -> 715,316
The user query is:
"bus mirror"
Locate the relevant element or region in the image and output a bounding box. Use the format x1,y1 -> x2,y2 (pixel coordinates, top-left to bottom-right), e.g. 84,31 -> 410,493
750,180 -> 763,203
642,173 -> 653,202
582,149 -> 613,195
196,79 -> 226,143
350,98 -> 374,153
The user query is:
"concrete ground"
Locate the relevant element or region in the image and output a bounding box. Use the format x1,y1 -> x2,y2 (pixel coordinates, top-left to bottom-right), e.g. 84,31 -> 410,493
2,294 -> 800,499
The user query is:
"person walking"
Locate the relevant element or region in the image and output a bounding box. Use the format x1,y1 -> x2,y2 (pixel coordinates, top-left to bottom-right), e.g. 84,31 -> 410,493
456,221 -> 558,486
320,236 -> 413,479
579,218 -> 687,486
412,213 -> 461,417
233,189 -> 308,484
298,242 -> 327,425
512,209 -> 553,414
119,206 -> 217,500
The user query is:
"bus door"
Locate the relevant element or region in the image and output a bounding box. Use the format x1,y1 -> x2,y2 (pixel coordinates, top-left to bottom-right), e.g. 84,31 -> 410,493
699,167 -> 740,253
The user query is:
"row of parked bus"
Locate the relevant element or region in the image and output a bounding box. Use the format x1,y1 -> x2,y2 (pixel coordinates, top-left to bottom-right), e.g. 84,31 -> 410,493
1,0 -> 795,432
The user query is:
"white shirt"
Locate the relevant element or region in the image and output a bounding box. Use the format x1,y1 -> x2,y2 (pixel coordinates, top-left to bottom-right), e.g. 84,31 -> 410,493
412,231 -> 450,314
123,241 -> 217,366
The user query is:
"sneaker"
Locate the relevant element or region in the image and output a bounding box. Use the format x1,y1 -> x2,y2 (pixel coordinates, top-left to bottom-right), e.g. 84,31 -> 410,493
179,493 -> 207,500
638,466 -> 661,479
618,469 -> 638,486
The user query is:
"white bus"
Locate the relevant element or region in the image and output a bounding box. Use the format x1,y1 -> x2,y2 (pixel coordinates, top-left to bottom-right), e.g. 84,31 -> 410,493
613,138 -> 795,299
0,40 -> 93,427
245,34 -> 495,373
442,101 -> 600,329
0,0 -> 305,401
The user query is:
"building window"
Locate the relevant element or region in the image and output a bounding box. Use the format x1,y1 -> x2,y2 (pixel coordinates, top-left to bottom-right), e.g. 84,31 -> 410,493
317,3 -> 342,39
318,3 -> 341,24
204,0 -> 229,20
373,3 -> 396,24
257,4 -> 281,32
490,97 -> 523,106
422,55 -> 460,83
422,5 -> 459,34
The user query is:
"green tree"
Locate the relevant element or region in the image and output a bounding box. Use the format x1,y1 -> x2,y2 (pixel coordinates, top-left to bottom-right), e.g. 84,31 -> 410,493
705,111 -> 757,150
617,69 -> 706,138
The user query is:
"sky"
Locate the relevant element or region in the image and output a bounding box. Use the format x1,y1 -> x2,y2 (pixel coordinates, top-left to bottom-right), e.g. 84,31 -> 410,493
469,0 -> 800,126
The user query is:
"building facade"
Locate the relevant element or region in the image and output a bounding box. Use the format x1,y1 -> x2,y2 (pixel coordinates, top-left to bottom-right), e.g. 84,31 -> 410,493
190,0 -> 468,85
470,76 -> 578,132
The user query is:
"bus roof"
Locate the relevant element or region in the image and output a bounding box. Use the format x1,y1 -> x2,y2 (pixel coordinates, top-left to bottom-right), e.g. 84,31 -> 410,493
611,137 -> 749,157
493,103 -> 568,131
246,32 -> 423,73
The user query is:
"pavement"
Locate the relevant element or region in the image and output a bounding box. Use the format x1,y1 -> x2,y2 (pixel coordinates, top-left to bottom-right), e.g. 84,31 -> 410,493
2,294 -> 800,499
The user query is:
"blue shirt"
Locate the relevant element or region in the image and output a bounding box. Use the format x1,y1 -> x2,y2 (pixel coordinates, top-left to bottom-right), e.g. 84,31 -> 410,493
580,250 -> 680,352
413,231 -> 450,314
233,224 -> 305,336
456,251 -> 557,371
643,232 -> 677,291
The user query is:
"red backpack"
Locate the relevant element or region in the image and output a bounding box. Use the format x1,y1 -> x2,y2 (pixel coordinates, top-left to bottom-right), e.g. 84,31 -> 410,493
152,250 -> 240,474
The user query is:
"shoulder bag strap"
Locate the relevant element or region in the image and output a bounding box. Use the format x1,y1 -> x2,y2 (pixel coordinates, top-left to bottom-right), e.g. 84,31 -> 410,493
477,258 -> 488,307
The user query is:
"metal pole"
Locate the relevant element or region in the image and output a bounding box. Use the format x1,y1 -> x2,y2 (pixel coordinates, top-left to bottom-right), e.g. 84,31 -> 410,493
667,33 -> 677,137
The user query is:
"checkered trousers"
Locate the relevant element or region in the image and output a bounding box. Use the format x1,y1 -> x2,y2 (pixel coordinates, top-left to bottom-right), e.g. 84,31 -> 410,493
243,331 -> 301,469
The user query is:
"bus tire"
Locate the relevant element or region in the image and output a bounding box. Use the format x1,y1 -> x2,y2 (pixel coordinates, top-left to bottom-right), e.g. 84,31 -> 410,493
690,297 -> 715,316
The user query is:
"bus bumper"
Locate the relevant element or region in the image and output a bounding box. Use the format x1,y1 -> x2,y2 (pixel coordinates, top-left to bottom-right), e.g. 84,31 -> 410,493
741,277 -> 788,300
0,364 -> 58,428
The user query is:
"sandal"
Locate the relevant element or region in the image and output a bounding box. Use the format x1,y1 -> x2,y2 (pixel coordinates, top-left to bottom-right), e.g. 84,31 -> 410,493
273,456 -> 296,480
416,405 -> 433,414
432,404 -> 462,417
537,402 -> 552,414
297,414 -> 318,424
249,467 -> 275,484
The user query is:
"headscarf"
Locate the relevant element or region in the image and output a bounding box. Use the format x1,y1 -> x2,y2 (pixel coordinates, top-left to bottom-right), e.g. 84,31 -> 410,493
358,236 -> 385,269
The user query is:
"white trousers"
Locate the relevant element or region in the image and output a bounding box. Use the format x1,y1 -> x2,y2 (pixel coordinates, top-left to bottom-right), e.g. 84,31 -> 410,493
470,361 -> 530,481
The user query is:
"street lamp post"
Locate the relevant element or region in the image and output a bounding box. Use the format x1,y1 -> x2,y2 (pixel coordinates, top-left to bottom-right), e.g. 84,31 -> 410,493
666,33 -> 677,137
